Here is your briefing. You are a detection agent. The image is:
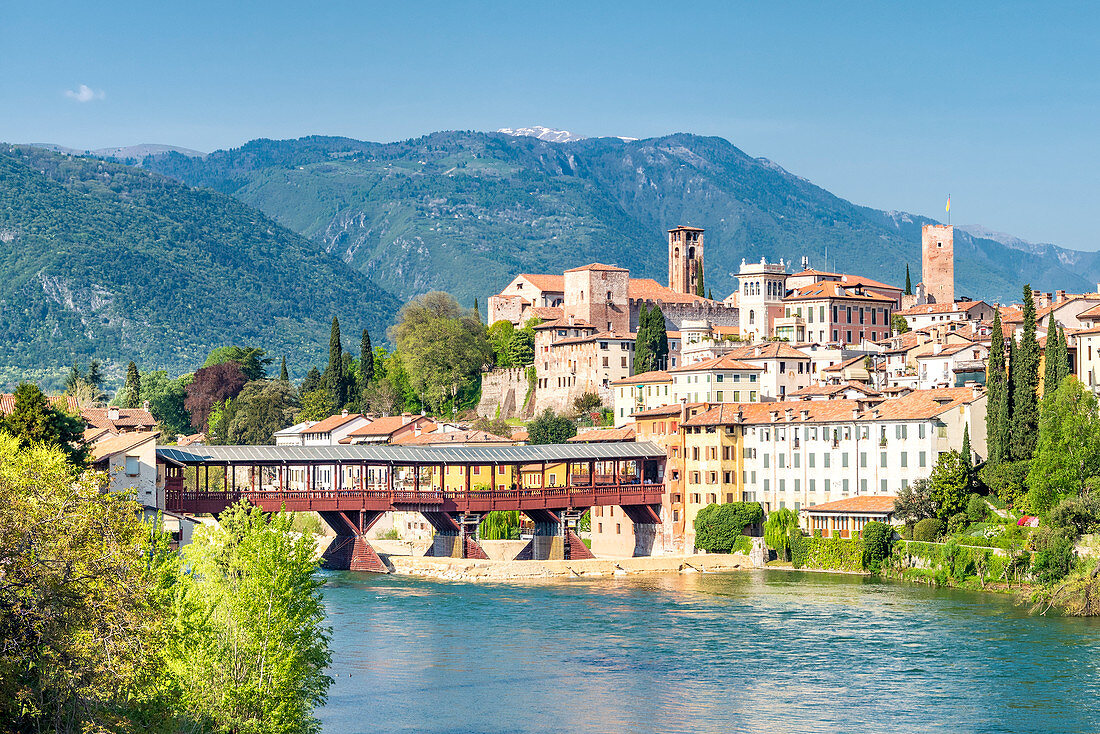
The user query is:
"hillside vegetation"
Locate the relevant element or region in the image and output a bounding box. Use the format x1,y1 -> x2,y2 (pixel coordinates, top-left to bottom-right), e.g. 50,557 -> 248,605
0,145 -> 398,387
145,131 -> 1100,305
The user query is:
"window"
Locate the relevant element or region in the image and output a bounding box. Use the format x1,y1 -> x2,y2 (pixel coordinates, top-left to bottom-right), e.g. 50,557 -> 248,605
880,479 -> 888,493
823,454 -> 830,468
901,452 -> 908,468
919,451 -> 927,468
860,452 -> 867,468
843,479 -> 849,494
723,471 -> 732,484
861,479 -> 868,493
809,479 -> 816,493
842,453 -> 848,468
880,453 -> 887,468
124,456 -> 140,476
809,454 -> 816,468
937,425 -> 947,438
794,454 -> 800,468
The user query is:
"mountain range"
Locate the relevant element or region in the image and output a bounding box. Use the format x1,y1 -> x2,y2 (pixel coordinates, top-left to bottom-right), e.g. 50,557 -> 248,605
0,145 -> 397,388
139,131 -> 1100,306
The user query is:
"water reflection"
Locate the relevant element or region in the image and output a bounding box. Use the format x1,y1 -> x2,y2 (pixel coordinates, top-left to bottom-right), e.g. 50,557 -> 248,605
319,570 -> 1100,734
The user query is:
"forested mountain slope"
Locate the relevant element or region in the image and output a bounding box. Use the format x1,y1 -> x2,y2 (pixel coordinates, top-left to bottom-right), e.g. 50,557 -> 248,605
0,145 -> 398,387
145,131 -> 1100,305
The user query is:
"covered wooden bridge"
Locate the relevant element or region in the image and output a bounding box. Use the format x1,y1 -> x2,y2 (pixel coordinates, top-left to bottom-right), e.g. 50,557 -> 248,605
157,442 -> 666,572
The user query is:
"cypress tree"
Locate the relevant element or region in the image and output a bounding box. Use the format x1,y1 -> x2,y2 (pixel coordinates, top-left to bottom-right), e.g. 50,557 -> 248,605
961,423 -> 973,472
360,328 -> 374,384
904,265 -> 913,296
474,298 -> 481,323
1042,322 -> 1070,398
1010,286 -> 1040,461
708,288 -> 713,301
695,261 -> 705,298
279,356 -> 289,382
651,305 -> 669,370
324,316 -> 346,408
633,302 -> 653,374
985,308 -> 1007,464
123,361 -> 141,409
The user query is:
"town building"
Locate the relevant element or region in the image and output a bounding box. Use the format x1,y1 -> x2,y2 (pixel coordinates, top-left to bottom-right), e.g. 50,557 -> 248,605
921,224 -> 955,304
669,354 -> 765,405
91,431 -> 161,508
894,300 -> 993,332
781,281 -> 896,346
801,495 -> 899,537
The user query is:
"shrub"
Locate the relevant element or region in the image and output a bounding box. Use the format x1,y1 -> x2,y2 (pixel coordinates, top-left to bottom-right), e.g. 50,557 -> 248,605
861,521 -> 892,573
801,536 -> 864,572
764,508 -> 799,561
1030,526 -> 1076,584
966,494 -> 988,523
1048,494 -> 1100,537
913,518 -> 946,542
947,512 -> 970,535
788,527 -> 808,569
694,502 -> 764,553
979,460 -> 1030,509
731,535 -> 753,555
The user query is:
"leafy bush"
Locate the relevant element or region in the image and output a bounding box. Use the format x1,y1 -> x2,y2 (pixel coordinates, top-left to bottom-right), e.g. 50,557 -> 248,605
894,478 -> 936,525
789,527 -> 808,569
1030,526 -> 1076,583
764,508 -> 799,561
947,512 -> 970,535
801,536 -> 864,572
861,521 -> 892,573
1048,494 -> 1100,537
731,535 -> 753,555
694,502 -> 764,553
930,451 -> 969,520
966,494 -> 988,523
913,518 -> 946,542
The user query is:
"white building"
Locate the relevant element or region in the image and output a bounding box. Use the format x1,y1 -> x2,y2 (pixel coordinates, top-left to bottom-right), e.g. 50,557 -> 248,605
669,354 -> 765,405
92,431 -> 161,508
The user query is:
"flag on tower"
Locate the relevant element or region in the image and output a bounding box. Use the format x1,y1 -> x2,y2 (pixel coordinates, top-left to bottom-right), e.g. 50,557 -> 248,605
946,196 -> 951,214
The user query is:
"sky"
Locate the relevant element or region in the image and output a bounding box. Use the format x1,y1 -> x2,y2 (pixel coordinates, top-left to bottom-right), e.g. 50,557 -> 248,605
2,1 -> 1097,250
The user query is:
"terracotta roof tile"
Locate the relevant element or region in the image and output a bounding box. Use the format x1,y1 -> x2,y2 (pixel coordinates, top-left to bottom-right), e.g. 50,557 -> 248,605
0,393 -> 81,416
785,281 -> 894,303
516,274 -> 565,292
564,262 -> 628,273
345,415 -> 434,438
83,407 -> 157,429
803,496 -> 898,514
90,431 -> 158,462
627,278 -> 712,305
610,370 -> 673,386
896,300 -> 989,316
302,413 -> 365,435
394,429 -> 513,445
568,426 -> 636,442
668,354 -> 764,373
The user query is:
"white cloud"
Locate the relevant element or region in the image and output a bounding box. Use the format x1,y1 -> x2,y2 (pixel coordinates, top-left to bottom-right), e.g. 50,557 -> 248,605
64,84 -> 105,103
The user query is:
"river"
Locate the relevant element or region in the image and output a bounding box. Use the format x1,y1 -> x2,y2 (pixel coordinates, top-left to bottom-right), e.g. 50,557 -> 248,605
318,569 -> 1100,734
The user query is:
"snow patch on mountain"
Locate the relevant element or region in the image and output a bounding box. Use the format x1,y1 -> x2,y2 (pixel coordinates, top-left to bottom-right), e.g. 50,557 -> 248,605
496,126 -> 586,143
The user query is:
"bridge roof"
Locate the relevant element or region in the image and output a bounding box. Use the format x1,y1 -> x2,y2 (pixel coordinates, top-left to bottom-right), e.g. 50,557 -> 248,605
157,441 -> 666,466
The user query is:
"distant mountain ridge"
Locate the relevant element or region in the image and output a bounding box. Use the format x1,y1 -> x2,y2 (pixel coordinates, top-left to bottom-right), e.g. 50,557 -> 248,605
29,142 -> 206,160
497,126 -> 586,143
0,145 -> 397,387
137,130 -> 1100,306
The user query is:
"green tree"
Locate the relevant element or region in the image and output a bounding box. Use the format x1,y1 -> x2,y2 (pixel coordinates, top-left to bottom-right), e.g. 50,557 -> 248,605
488,320 -> 516,368
693,502 -> 763,552
961,423 -> 973,473
141,370 -> 193,438
1026,377 -> 1100,512
203,346 -> 273,382
323,316 -> 349,409
1,382 -> 88,465
573,392 -> 602,417
360,328 -> 374,384
298,388 -> 338,421
479,510 -> 520,540
168,501 -> 332,733
64,360 -> 107,405
861,521 -> 893,573
929,450 -> 969,520
695,260 -> 705,298
0,434 -> 175,731
227,380 -> 300,445
892,314 -> 909,334
300,366 -> 322,395
1011,285 -> 1040,461
280,356 -> 290,382
389,292 -> 491,414
986,307 -> 1009,464
527,408 -> 577,445
651,306 -> 669,370
764,508 -> 799,561
633,302 -> 653,374
893,477 -> 936,526
509,323 -> 535,366
123,361 -> 142,408
1042,323 -> 1071,398
904,264 -> 912,295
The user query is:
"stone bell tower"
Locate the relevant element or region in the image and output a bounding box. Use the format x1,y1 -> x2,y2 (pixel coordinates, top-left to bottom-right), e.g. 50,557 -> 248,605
921,224 -> 954,304
668,226 -> 704,295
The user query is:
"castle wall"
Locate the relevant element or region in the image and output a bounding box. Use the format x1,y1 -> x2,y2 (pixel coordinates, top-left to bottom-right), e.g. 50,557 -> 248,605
921,225 -> 954,305
476,367 -> 533,420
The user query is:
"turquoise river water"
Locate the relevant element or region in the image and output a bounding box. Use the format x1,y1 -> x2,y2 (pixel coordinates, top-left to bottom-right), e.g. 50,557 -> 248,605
318,569 -> 1100,734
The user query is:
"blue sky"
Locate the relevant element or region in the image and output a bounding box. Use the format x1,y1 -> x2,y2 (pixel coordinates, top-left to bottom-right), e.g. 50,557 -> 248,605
2,1 -> 1097,250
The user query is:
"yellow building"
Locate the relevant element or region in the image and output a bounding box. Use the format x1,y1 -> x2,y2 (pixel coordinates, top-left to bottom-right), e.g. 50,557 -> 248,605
681,405 -> 746,550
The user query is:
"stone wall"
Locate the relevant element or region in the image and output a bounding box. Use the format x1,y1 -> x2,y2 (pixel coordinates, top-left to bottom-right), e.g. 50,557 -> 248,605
477,367 -> 533,420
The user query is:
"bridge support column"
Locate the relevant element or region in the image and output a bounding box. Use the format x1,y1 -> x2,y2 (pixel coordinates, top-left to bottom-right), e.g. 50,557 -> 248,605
561,508 -> 596,560
423,512 -> 490,559
524,509 -> 564,560
318,510 -> 388,573
621,504 -> 663,557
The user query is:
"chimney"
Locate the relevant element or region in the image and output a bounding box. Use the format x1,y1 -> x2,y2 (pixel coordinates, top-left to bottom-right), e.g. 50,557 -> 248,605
770,410 -> 779,422
341,409 -> 349,417
142,400 -> 150,411
679,397 -> 688,425
1056,290 -> 1066,304
800,409 -> 810,421
852,407 -> 860,420
108,406 -> 120,421
785,407 -> 794,421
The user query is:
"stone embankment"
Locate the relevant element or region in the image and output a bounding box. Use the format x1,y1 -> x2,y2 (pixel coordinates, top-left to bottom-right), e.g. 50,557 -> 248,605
383,553 -> 753,581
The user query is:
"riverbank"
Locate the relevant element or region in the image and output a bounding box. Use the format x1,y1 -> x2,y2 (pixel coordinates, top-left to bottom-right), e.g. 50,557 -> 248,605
380,551 -> 754,581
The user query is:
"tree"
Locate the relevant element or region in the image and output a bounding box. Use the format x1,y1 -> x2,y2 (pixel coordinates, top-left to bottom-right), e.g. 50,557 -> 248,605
929,450 -> 969,520
764,508 -> 799,561
0,434 -> 174,731
64,360 -> 107,405
360,378 -> 403,416
472,415 -> 513,438
695,260 -> 705,298
861,521 -> 892,573
708,288 -> 713,301
203,346 -> 272,381
488,320 -> 516,368
141,370 -> 193,438
509,324 -> 535,366
1043,323 -> 1071,398
473,297 -> 481,323
694,502 -> 763,552
360,328 -> 374,384
892,314 -> 909,334
185,362 -> 248,431
168,501 -> 332,732
123,361 -> 142,408
280,356 -> 290,382
894,478 -> 936,526
961,423 -> 973,473
323,316 -> 349,409
986,307 -> 1009,464
298,388 -> 339,422
904,264 -> 912,296
651,306 -> 669,370
527,408 -> 577,445
1010,285 -> 1040,461
573,392 -> 602,416
633,302 -> 653,374
300,366 -> 322,395
389,292 -> 491,414
1026,377 -> 1100,512
1,382 -> 88,465
227,380 -> 300,445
